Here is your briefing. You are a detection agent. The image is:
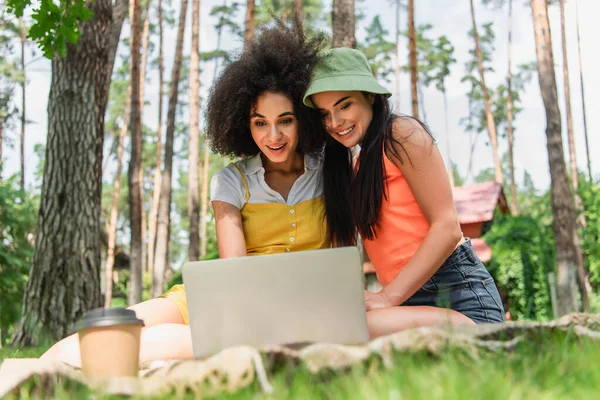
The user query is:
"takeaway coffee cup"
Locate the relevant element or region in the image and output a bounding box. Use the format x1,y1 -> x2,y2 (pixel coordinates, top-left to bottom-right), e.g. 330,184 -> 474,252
73,307 -> 145,378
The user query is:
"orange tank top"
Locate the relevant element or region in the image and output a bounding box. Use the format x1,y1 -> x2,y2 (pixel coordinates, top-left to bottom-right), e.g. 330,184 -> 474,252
362,150 -> 430,286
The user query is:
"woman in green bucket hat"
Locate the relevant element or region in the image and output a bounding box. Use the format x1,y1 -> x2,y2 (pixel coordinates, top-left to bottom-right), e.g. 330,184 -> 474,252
305,48 -> 505,338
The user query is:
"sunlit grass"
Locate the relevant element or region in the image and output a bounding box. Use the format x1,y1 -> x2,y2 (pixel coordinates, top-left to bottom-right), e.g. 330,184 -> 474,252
2,329 -> 599,399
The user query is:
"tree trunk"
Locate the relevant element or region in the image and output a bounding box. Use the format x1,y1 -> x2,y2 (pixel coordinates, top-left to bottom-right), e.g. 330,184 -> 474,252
332,0 -> 355,48
394,0 -> 401,113
188,0 -> 201,261
0,105 -> 3,181
417,80 -> 427,124
294,0 -> 302,17
507,0 -> 518,215
19,18 -> 26,191
103,0 -> 131,306
559,0 -> 586,231
443,89 -> 453,187
139,0 -> 152,274
104,96 -> 129,308
559,0 -> 577,188
531,0 -> 589,315
408,0 -> 418,118
574,0 -> 591,182
470,0 -> 502,184
148,0 -> 164,281
153,0 -> 189,297
128,0 -> 143,306
12,0 -> 113,345
244,0 -> 255,50
107,0 -> 130,93
199,140 -> 210,258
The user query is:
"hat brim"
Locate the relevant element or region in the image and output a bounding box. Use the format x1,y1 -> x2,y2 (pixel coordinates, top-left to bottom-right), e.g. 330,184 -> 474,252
303,75 -> 392,108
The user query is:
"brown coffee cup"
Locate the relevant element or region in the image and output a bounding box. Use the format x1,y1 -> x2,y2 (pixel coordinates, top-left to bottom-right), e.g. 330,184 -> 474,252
73,307 -> 145,378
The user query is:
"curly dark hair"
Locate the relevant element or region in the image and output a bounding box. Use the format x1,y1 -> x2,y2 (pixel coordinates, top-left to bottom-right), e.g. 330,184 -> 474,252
205,21 -> 328,158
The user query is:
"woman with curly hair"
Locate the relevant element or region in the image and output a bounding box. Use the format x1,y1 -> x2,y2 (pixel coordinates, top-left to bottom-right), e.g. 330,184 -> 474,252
41,23 -> 328,365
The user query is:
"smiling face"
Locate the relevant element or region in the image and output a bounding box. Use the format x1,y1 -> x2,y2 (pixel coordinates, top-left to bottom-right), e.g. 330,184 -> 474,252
311,90 -> 375,148
249,92 -> 299,164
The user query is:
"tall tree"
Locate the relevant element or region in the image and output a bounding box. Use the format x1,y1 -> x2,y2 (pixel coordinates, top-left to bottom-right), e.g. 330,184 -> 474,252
200,0 -> 229,259
559,0 -> 576,188
0,18 -> 21,182
506,0 -> 518,214
294,0 -> 302,16
558,0 -> 585,230
407,0 -> 418,118
19,18 -> 25,191
359,16 -> 395,82
421,34 -> 456,186
244,0 -> 255,49
139,0 -> 154,274
256,0 -> 325,30
128,0 -> 144,305
393,0 -> 402,112
530,0 -> 589,314
153,0 -> 189,297
332,0 -> 355,48
470,0 -> 502,183
104,92 -> 129,307
574,0 -> 591,182
188,0 -> 201,261
12,0 -> 120,345
148,0 -> 165,281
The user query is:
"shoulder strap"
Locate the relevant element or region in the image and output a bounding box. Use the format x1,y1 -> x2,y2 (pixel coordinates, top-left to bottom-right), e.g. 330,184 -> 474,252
229,163 -> 250,204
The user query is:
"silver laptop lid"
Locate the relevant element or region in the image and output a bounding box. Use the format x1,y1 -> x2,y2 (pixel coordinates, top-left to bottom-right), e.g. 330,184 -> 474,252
182,247 -> 369,359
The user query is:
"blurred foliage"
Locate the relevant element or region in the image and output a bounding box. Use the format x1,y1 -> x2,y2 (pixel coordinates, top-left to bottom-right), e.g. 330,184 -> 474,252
484,173 -> 600,320
0,174 -> 37,344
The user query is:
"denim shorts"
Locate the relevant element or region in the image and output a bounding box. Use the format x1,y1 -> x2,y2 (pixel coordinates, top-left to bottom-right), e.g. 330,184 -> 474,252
402,238 -> 505,324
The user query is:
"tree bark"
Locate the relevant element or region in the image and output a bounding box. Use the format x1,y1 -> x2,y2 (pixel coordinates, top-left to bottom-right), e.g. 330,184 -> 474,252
148,0 -> 164,281
559,0 -> 577,188
507,0 -> 518,214
199,140 -> 210,258
19,18 -> 26,191
408,0 -> 418,118
559,0 -> 586,231
12,0 -> 113,345
244,0 -> 255,50
332,0 -> 355,48
531,0 -> 589,315
107,0 -> 129,94
574,0 -> 591,182
394,0 -> 401,113
188,0 -> 201,261
470,0 -> 502,184
104,95 -> 129,308
128,0 -> 143,306
153,0 -> 189,297
139,0 -> 152,274
294,0 -> 302,17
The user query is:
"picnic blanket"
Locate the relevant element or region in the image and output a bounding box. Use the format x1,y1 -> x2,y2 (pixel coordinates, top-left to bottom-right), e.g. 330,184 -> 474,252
1,313 -> 599,398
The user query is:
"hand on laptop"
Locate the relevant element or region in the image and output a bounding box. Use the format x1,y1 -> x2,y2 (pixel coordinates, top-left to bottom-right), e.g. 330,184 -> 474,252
364,290 -> 394,311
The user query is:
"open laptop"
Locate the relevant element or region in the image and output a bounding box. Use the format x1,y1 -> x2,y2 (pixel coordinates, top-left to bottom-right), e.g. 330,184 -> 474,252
182,247 -> 370,359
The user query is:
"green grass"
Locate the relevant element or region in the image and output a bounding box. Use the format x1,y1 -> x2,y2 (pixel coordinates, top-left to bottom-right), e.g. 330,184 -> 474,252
2,330 -> 599,399
0,346 -> 47,362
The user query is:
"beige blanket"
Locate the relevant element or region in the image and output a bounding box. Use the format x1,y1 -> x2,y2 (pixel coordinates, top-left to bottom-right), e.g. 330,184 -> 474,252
1,313 -> 599,398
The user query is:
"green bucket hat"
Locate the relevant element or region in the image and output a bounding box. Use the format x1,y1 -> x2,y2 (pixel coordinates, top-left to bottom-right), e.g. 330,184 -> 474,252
303,47 -> 392,108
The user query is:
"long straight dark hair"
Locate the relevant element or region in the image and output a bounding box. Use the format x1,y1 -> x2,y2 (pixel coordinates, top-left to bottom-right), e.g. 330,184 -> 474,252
322,94 -> 411,246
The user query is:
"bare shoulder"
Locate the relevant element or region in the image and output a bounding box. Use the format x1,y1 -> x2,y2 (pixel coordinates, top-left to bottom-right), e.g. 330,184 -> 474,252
390,116 -> 435,148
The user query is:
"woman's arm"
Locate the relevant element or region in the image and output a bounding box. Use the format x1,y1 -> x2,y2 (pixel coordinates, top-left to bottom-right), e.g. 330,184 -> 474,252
212,201 -> 247,258
372,117 -> 462,309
